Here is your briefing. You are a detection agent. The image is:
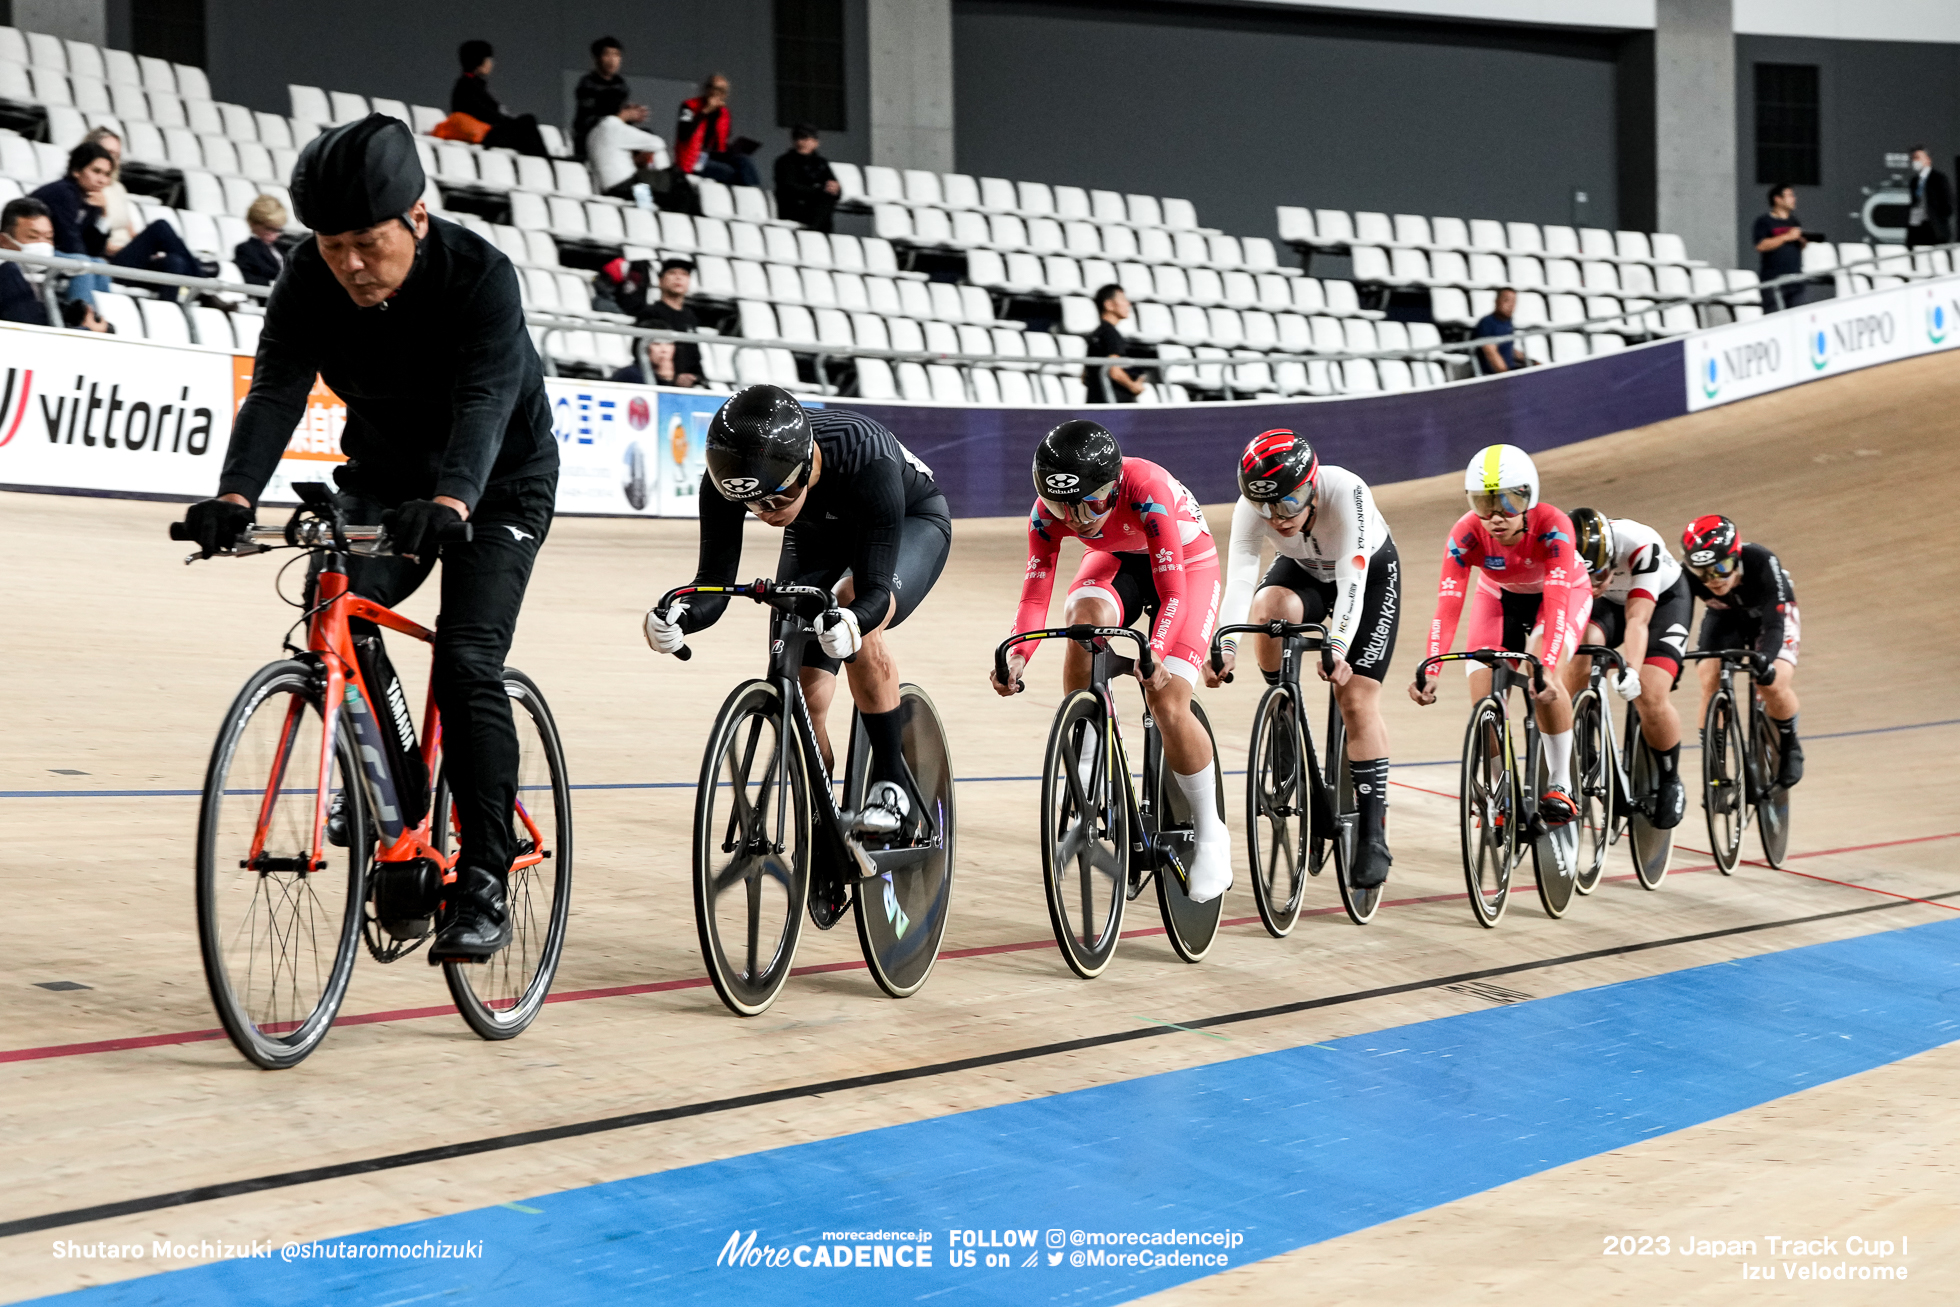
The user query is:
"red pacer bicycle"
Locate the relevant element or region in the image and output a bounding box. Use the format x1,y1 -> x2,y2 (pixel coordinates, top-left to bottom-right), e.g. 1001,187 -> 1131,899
171,483 -> 572,1069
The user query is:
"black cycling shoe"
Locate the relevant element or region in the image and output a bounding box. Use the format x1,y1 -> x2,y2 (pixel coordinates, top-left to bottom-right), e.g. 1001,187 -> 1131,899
1350,838 -> 1391,888
325,791 -> 350,847
428,867 -> 510,963
1537,784 -> 1580,828
1652,769 -> 1686,829
1775,737 -> 1803,789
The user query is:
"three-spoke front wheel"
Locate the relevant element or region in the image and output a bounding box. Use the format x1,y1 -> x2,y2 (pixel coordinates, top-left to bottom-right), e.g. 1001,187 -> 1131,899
694,680 -> 812,1015
1459,697 -> 1518,928
440,668 -> 574,1039
1040,689 -> 1129,978
1246,685 -> 1310,937
1702,689 -> 1747,874
196,661 -> 366,1070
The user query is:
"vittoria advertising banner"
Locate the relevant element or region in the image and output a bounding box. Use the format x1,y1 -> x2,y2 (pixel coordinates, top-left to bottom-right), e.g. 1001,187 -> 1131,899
1,322 -> 730,516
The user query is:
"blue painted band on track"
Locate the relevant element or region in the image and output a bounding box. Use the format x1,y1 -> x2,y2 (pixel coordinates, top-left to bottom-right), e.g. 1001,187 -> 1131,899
34,916 -> 1960,1306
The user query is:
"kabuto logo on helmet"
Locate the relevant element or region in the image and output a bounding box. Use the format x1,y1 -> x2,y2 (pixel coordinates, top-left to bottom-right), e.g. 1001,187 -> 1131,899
1045,472 -> 1080,491
1247,479 -> 1278,495
1687,548 -> 1717,566
720,476 -> 761,496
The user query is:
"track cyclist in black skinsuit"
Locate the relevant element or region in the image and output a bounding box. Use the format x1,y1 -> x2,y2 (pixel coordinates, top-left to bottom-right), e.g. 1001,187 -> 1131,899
1681,515 -> 1804,788
176,115 -> 558,964
645,385 -> 952,834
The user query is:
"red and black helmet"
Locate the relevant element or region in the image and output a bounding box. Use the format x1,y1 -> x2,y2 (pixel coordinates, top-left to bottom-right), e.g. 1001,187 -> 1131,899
1238,429 -> 1319,519
1682,514 -> 1742,578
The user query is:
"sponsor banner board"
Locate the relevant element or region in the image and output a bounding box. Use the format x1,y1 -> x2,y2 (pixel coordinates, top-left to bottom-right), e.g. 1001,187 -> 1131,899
3,322 -> 728,515
1687,273 -> 1960,411
0,324 -> 234,496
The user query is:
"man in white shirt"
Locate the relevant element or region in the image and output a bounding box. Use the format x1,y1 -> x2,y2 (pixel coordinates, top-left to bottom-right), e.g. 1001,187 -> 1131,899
586,86 -> 668,199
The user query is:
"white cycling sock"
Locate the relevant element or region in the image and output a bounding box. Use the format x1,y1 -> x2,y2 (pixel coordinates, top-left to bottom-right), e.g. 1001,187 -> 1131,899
1176,765 -> 1232,902
1543,729 -> 1573,793
1175,766 -> 1225,836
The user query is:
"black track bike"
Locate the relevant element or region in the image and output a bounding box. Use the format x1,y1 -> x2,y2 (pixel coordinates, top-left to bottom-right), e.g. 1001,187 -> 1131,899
663,580 -> 956,1016
995,625 -> 1226,978
1686,649 -> 1791,873
1415,649 -> 1577,927
1208,621 -> 1378,931
1570,644 -> 1673,892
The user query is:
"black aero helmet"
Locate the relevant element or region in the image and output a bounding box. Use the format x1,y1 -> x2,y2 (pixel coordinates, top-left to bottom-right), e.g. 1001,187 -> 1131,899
1569,507 -> 1614,579
1033,420 -> 1122,504
1238,428 -> 1319,519
290,114 -> 427,236
705,384 -> 813,504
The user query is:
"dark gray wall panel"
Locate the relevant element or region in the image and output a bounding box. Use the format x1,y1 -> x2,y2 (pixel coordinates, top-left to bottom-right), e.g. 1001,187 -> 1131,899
1734,35 -> 1960,266
953,0 -> 1623,248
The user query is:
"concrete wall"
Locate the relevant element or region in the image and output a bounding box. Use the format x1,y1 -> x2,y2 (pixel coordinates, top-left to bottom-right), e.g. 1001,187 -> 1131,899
195,0 -> 876,165
952,0 -> 1624,248
1733,34 -> 1960,269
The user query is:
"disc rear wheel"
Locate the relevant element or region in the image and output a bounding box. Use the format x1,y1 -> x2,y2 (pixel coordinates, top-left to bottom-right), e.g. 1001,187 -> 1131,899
1753,706 -> 1791,867
1571,688 -> 1612,895
1625,704 -> 1673,889
850,684 -> 956,998
1148,700 -> 1225,963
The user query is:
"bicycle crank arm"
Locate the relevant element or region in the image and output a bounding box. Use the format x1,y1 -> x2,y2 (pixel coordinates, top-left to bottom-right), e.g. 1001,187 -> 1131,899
854,844 -> 937,878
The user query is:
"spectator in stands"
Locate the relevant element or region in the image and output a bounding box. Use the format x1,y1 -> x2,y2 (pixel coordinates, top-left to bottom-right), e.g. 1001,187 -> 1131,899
82,127 -> 141,257
675,73 -> 761,189
31,141 -> 206,305
0,196 -> 56,325
635,257 -> 702,387
773,124 -> 840,232
572,36 -> 646,161
610,339 -> 696,388
1083,284 -> 1147,403
1906,146 -> 1954,249
234,195 -> 289,286
451,40 -> 549,158
1752,184 -> 1808,312
586,85 -> 668,199
1471,288 -> 1535,375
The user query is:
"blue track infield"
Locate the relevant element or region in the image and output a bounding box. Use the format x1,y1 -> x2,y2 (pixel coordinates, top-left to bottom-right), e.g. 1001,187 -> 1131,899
35,917 -> 1960,1306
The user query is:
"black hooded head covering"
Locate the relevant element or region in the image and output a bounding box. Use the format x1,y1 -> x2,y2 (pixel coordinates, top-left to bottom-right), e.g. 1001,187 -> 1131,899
290,114 -> 427,236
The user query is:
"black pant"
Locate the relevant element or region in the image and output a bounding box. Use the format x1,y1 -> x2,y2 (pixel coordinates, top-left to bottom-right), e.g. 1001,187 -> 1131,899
1764,281 -> 1806,313
485,114 -> 549,158
113,221 -> 202,278
313,476 -> 556,875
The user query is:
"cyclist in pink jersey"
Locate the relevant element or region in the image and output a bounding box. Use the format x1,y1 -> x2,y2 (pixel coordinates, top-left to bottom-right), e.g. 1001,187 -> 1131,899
991,421 -> 1232,902
1409,444 -> 1589,826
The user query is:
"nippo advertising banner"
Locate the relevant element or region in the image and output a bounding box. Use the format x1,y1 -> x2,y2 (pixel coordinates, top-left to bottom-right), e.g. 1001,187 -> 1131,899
1686,273 -> 1960,412
2,321 -> 728,515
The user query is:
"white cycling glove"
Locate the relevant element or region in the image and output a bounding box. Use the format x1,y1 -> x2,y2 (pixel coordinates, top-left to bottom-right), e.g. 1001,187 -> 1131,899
818,606 -> 862,660
644,601 -> 688,654
1614,666 -> 1643,702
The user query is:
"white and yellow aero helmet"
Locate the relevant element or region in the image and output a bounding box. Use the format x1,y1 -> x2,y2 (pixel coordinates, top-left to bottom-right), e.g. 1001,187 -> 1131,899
1464,443 -> 1539,516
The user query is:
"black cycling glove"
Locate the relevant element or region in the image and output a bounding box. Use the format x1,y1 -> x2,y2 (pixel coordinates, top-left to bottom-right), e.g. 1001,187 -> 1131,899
382,500 -> 464,561
182,497 -> 253,558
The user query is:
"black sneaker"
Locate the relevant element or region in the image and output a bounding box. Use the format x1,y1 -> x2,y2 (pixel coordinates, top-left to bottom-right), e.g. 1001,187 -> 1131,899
1350,837 -> 1391,888
1652,769 -> 1686,829
1537,785 -> 1579,828
1775,736 -> 1803,789
325,791 -> 350,847
428,867 -> 510,963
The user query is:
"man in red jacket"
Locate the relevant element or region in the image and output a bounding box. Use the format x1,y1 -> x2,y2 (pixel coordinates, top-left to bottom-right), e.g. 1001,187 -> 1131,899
675,73 -> 761,188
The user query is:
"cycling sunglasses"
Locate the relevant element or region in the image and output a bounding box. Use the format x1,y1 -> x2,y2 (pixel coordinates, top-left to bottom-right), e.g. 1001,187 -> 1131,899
1041,481 -> 1120,530
1251,483 -> 1316,521
1467,486 -> 1531,518
1687,553 -> 1742,580
744,463 -> 810,514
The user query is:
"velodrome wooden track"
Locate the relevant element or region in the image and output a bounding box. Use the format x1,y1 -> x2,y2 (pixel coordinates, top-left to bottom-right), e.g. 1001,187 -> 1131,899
3,352 -> 1957,1303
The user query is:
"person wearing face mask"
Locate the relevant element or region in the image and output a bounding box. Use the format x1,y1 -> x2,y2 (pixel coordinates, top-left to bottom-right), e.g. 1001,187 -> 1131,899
1410,444 -> 1589,842
1905,146 -> 1954,250
1207,430 -> 1401,887
176,114 -> 559,963
0,197 -> 59,325
30,140 -> 205,305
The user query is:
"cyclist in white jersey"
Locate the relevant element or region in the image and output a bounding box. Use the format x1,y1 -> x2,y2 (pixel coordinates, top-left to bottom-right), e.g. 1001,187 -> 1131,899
1205,430 -> 1401,886
1561,508 -> 1689,827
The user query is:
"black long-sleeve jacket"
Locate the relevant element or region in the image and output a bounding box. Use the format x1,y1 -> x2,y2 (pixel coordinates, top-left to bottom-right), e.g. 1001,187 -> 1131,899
218,216 -> 557,509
